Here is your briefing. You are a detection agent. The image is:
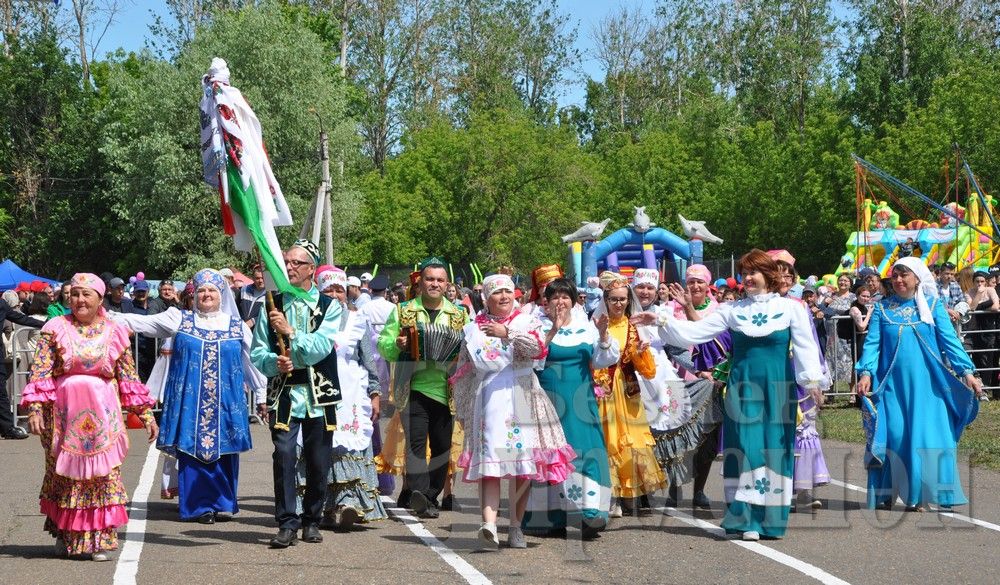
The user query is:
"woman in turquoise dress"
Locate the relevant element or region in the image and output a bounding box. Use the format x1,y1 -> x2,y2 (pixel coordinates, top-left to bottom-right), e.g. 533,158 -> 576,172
635,250 -> 824,541
855,257 -> 983,511
522,278 -> 618,539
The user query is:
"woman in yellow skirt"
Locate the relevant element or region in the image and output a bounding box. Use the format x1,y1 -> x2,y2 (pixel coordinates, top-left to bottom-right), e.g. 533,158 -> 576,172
593,272 -> 666,517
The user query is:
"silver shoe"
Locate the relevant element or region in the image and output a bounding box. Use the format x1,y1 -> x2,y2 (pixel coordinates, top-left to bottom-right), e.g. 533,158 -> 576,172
507,526 -> 527,549
478,522 -> 499,550
742,531 -> 760,542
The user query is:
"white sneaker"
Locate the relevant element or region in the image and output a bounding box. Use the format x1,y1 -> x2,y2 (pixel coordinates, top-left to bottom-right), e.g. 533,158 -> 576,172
92,551 -> 113,562
742,531 -> 760,542
507,526 -> 527,549
609,502 -> 623,518
478,522 -> 499,550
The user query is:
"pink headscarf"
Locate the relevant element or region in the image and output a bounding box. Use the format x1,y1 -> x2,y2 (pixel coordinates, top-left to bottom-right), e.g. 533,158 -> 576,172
70,273 -> 106,298
685,264 -> 712,284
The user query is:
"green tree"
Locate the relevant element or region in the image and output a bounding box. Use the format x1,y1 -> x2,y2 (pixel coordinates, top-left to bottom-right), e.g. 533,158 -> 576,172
99,3 -> 351,277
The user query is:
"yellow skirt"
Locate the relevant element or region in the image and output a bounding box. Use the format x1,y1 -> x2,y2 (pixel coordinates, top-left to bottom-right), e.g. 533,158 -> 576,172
599,378 -> 667,499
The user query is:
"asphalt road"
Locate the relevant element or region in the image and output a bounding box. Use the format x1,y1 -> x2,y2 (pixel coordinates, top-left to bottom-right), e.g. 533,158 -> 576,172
1,424 -> 997,585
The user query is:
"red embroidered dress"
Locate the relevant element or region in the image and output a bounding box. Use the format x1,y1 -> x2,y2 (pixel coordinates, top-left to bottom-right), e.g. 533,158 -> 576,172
21,315 -> 155,556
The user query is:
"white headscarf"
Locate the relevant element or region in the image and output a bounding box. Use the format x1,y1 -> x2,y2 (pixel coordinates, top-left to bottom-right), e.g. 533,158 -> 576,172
892,257 -> 937,325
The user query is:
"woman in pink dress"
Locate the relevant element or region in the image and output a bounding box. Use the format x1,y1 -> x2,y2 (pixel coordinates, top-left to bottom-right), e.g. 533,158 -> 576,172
22,273 -> 158,561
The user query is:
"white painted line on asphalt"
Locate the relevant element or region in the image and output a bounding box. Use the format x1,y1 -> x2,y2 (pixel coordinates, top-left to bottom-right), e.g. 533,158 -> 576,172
659,506 -> 852,585
829,478 -> 1000,533
380,496 -> 493,585
113,443 -> 160,585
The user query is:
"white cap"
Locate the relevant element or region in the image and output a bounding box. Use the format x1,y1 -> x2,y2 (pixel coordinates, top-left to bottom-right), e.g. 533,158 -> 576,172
360,272 -> 373,281
219,268 -> 234,278
346,276 -> 362,288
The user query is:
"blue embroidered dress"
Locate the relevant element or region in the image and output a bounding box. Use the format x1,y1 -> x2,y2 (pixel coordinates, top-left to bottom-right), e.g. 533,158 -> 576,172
855,296 -> 979,509
112,307 -> 265,520
657,294 -> 824,539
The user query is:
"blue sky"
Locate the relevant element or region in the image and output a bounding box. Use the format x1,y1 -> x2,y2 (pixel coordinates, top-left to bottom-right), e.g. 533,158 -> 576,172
93,1 -> 849,108
92,0 -> 648,108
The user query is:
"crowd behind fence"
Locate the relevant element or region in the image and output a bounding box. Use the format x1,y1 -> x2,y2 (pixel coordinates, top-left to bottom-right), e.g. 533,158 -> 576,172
3,328 -> 263,425
5,308 -> 995,423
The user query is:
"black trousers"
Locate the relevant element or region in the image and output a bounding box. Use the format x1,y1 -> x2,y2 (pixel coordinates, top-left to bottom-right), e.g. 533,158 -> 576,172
270,415 -> 332,530
401,391 -> 454,504
0,365 -> 15,433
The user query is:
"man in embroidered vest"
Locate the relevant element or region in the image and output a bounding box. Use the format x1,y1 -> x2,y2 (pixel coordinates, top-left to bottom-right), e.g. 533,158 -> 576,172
378,257 -> 468,519
251,240 -> 343,548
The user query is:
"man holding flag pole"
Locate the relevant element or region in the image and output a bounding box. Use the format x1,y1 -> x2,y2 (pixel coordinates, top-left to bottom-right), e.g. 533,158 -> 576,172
201,58 -> 343,548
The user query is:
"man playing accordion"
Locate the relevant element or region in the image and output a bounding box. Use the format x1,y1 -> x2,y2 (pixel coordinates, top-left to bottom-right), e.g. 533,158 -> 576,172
378,257 -> 468,519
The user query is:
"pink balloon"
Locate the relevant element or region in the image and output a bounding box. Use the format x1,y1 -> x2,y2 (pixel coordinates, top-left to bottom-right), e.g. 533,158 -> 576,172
137,271 -> 145,280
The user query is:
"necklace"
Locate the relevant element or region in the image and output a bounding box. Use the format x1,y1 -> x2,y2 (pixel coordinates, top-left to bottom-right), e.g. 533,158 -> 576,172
694,298 -> 711,311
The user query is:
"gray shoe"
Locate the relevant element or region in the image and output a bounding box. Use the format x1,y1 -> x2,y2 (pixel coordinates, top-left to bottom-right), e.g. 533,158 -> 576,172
507,526 -> 527,549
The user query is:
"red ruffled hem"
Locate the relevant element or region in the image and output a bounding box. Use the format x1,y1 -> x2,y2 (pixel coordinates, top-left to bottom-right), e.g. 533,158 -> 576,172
118,380 -> 155,408
20,379 -> 56,406
457,445 -> 576,484
448,362 -> 475,385
54,433 -> 129,480
40,499 -> 128,532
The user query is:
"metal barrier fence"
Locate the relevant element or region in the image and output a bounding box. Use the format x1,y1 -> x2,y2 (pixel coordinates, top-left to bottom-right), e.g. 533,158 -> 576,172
823,309 -> 1000,397
6,307 -> 996,424
4,323 -> 262,426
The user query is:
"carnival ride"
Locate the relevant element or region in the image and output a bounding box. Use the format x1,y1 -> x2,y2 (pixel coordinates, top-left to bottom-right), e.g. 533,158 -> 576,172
563,207 -> 722,287
834,149 -> 1000,281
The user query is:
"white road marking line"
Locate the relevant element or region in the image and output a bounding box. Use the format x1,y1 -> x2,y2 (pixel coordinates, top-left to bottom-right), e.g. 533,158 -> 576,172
113,443 -> 160,585
659,507 -> 852,585
829,478 -> 1000,532
380,496 -> 493,585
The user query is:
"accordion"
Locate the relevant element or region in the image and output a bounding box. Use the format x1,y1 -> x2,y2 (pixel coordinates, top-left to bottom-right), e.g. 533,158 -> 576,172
405,322 -> 464,364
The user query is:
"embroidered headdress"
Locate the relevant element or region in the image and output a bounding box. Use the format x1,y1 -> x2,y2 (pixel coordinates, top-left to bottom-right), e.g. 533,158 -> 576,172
528,264 -> 564,302
70,273 -> 106,298
685,264 -> 712,283
194,269 -> 226,292
893,257 -> 938,325
632,268 -> 659,287
482,274 -> 515,299
292,239 -> 322,265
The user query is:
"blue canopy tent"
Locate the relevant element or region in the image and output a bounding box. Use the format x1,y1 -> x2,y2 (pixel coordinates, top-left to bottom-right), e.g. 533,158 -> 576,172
0,259 -> 59,292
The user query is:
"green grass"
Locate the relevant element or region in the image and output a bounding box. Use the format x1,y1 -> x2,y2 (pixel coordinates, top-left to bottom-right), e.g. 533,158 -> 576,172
819,399 -> 1000,472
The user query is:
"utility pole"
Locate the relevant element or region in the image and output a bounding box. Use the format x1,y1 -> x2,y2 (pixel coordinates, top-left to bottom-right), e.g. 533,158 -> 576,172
321,128 -> 333,264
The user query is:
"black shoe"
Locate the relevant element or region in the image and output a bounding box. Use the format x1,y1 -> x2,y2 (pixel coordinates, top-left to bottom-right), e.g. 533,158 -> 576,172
396,488 -> 412,509
409,491 -> 430,515
665,485 -> 680,508
638,494 -> 651,510
197,512 -> 215,524
1,426 -> 28,440
440,494 -> 460,512
302,524 -> 323,543
421,504 -> 440,519
269,528 -> 297,548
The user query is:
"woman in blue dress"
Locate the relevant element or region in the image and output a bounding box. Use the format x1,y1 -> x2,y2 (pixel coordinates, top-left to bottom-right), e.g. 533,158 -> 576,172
855,257 -> 983,511
111,269 -> 267,523
634,250 -> 824,541
521,277 -> 618,539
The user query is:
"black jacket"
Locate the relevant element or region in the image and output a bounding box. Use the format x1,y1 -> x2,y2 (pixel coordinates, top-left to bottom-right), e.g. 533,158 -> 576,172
0,298 -> 46,370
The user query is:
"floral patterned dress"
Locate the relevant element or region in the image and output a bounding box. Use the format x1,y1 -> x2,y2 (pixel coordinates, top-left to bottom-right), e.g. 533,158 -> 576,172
451,310 -> 575,482
21,315 -> 155,556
